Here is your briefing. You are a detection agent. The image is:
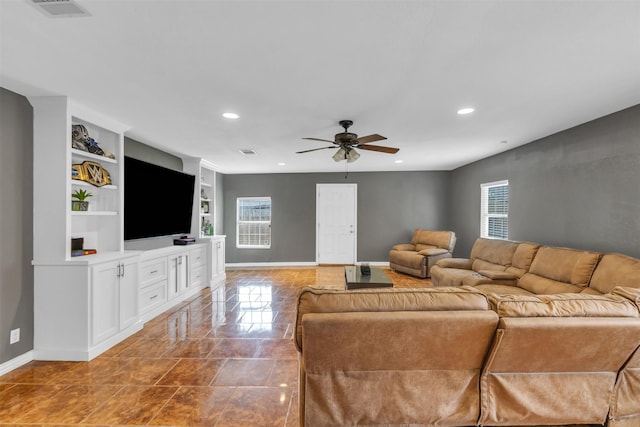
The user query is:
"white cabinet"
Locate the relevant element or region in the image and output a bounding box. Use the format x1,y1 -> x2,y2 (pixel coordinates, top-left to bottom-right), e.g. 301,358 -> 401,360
91,258 -> 139,346
34,254 -> 142,361
168,253 -> 189,299
210,236 -> 226,288
138,243 -> 211,322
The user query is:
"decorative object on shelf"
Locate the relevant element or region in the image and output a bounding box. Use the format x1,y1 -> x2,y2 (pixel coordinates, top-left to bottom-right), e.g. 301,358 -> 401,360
201,219 -> 214,236
201,200 -> 209,214
201,188 -> 208,199
71,163 -> 87,181
71,124 -> 116,159
70,237 -> 97,257
71,160 -> 112,187
71,188 -> 92,211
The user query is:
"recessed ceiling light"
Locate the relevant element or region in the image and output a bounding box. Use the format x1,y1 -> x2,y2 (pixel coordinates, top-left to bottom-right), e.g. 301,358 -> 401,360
394,160 -> 404,164
277,162 -> 286,166
457,107 -> 475,115
222,112 -> 239,119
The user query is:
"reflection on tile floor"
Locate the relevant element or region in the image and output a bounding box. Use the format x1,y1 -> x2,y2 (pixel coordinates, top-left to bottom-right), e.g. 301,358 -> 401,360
0,267 -> 430,426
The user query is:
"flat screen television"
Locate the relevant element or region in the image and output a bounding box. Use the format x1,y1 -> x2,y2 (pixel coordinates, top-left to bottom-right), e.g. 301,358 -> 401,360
124,156 -> 195,240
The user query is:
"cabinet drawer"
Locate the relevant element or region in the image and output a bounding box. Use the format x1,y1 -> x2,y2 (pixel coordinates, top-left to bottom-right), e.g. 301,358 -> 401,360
140,257 -> 167,288
190,247 -> 207,268
141,280 -> 167,313
190,265 -> 206,287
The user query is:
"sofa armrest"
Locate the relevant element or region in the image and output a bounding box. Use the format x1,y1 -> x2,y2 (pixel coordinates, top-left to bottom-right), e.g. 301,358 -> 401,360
392,243 -> 416,251
436,258 -> 473,269
476,270 -> 519,280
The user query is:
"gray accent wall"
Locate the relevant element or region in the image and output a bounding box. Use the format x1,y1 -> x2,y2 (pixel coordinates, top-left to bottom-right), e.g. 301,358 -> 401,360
0,88 -> 34,363
124,137 -> 183,171
450,104 -> 640,258
223,171 -> 451,263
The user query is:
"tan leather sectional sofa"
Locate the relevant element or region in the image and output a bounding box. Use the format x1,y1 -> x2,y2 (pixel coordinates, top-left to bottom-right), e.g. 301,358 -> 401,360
295,241 -> 640,426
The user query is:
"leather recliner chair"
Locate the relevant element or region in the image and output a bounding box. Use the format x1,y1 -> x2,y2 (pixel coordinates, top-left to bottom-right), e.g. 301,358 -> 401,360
389,229 -> 456,278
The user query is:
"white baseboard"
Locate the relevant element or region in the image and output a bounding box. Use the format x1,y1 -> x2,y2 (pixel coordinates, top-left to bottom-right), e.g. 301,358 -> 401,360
0,351 -> 34,376
225,261 -> 390,269
226,262 -> 318,269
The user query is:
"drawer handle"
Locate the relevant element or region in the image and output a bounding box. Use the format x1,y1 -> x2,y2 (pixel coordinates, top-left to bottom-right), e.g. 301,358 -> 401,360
150,270 -> 158,274
150,294 -> 158,300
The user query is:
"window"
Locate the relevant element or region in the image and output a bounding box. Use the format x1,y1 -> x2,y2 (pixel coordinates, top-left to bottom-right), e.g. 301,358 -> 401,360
481,180 -> 509,239
237,197 -> 271,248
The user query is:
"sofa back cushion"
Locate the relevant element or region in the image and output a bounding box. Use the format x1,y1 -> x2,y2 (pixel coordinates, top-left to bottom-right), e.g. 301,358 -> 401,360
518,246 -> 601,294
589,253 -> 640,294
505,242 -> 540,277
488,293 -> 639,318
412,229 -> 456,252
469,238 -> 520,272
295,286 -> 488,351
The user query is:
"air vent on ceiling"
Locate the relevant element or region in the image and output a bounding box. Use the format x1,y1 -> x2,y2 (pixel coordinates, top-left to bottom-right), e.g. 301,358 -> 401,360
29,0 -> 91,18
239,149 -> 256,155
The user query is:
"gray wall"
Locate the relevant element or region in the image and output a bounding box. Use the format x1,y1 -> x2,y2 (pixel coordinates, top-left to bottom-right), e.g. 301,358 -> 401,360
0,88 -> 34,363
124,137 -> 183,171
223,171 -> 451,263
450,104 -> 640,258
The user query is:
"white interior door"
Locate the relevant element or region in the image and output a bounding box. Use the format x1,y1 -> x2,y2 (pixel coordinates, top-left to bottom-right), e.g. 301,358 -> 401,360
316,183 -> 357,264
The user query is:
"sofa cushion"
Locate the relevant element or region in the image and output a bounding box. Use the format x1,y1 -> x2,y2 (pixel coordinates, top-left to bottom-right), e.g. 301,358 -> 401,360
470,238 -> 520,267
505,242 -> 540,277
488,293 -> 639,318
612,286 -> 640,310
518,246 -> 601,294
589,253 -> 640,294
474,283 -> 534,296
295,286 -> 489,351
411,229 -> 455,251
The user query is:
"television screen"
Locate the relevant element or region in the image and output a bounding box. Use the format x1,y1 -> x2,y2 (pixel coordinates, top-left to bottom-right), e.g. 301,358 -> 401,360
124,156 -> 195,240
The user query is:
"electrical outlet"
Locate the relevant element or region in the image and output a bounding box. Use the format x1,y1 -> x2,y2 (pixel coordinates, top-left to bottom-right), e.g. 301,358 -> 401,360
10,328 -> 20,344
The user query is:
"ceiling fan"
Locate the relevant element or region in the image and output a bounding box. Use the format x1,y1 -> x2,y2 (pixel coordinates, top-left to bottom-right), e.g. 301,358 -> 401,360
297,120 -> 399,163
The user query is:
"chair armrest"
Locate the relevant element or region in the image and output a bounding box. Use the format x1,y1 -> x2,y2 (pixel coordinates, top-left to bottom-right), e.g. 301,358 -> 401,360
436,258 -> 473,269
392,243 -> 416,251
418,248 -> 449,256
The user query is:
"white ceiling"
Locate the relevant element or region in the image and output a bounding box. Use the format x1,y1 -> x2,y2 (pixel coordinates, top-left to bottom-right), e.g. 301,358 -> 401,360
2,0 -> 639,174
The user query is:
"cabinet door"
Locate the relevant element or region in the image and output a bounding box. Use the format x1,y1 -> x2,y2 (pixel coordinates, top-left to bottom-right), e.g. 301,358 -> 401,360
179,255 -> 189,293
91,261 -> 119,346
168,254 -> 188,299
215,239 -> 225,276
119,260 -> 139,330
168,255 -> 179,299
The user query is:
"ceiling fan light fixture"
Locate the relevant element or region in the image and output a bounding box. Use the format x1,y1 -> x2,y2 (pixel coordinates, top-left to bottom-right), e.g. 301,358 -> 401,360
346,148 -> 360,163
332,148 -> 346,162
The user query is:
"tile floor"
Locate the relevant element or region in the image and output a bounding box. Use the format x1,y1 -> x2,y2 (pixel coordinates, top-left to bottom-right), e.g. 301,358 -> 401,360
0,267 -> 430,426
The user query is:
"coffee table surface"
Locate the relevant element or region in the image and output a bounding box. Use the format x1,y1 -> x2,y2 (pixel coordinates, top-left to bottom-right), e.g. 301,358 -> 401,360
345,266 -> 394,290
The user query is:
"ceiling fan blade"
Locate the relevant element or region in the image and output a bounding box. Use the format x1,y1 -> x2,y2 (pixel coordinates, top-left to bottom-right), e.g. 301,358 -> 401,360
356,134 -> 387,144
358,144 -> 399,154
296,146 -> 335,154
302,137 -> 336,144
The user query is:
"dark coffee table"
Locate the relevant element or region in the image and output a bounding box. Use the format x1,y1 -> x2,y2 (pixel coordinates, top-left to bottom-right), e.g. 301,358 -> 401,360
344,266 -> 394,290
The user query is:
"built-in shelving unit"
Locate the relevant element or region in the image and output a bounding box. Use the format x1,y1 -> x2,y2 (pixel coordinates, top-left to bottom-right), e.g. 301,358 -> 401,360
183,158 -> 217,238
29,96 -> 225,361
